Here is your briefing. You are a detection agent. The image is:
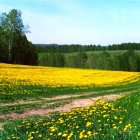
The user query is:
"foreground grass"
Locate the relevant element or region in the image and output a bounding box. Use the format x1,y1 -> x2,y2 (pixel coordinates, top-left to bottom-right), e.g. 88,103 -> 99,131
0,82 -> 140,103
0,93 -> 139,140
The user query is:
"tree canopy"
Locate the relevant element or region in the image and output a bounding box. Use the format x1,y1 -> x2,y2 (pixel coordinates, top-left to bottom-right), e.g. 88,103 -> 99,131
0,9 -> 38,65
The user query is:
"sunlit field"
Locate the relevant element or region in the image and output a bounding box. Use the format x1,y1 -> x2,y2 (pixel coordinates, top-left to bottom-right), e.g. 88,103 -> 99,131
0,63 -> 139,88
0,63 -> 140,140
0,63 -> 139,101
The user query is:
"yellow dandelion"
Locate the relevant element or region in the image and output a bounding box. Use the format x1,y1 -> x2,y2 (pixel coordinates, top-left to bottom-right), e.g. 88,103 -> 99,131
58,132 -> 62,136
62,133 -> 67,137
86,121 -> 92,127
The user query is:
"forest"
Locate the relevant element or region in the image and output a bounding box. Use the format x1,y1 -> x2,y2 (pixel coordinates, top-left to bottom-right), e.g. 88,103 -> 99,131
0,9 -> 38,65
37,44 -> 140,72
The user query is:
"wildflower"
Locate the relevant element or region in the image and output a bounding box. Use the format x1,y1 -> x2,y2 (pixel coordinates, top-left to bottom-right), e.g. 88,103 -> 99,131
87,131 -> 92,136
103,114 -> 109,118
58,132 -> 62,136
50,126 -> 56,132
119,121 -> 122,124
84,135 -> 88,138
113,125 -> 117,129
93,132 -> 98,136
38,134 -> 42,138
98,120 -> 101,123
124,123 -> 132,132
79,133 -> 84,139
67,132 -> 73,139
28,136 -> 33,140
76,126 -> 79,128
62,133 -> 67,137
86,121 -> 92,127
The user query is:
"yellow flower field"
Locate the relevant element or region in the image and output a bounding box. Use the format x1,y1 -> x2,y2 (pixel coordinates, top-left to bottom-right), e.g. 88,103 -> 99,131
0,63 -> 139,88
0,63 -> 140,139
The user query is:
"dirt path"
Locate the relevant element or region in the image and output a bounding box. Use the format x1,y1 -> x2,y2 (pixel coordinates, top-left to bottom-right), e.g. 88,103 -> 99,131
0,93 -> 126,121
0,87 -> 136,107
0,91 -> 98,107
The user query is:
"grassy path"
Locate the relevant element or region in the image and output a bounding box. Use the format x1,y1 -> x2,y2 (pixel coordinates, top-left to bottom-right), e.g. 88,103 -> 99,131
0,91 -> 139,140
0,84 -> 139,127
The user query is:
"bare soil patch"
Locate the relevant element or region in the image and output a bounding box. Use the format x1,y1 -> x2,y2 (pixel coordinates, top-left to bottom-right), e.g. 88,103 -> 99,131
0,93 -> 126,121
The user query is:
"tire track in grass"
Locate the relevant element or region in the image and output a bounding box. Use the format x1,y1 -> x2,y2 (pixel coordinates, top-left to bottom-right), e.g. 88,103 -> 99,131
0,92 -> 130,121
0,84 -> 139,128
0,83 -> 139,107
0,87 -> 139,116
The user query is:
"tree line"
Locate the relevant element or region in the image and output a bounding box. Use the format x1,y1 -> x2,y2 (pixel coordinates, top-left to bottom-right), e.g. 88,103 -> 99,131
39,50 -> 140,72
36,43 -> 140,53
0,9 -> 38,65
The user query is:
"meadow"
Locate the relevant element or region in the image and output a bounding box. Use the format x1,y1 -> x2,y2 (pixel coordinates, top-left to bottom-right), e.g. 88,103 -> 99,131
0,63 -> 140,140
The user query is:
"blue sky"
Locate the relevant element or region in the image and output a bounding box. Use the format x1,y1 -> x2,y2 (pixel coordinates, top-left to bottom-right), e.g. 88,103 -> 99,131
0,0 -> 140,45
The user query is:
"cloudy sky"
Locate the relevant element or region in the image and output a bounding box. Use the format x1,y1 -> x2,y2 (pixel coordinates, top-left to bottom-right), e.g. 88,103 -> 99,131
0,0 -> 140,45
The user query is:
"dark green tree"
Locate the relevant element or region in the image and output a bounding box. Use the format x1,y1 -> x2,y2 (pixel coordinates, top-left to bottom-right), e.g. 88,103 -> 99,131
87,53 -> 98,69
65,55 -> 78,68
0,9 -> 29,62
0,27 -> 8,62
77,52 -> 87,68
55,53 -> 65,67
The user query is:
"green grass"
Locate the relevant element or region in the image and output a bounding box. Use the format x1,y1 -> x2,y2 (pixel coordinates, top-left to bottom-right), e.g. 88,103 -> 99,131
0,80 -> 140,103
0,79 -> 139,118
0,92 -> 139,140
